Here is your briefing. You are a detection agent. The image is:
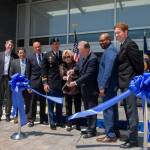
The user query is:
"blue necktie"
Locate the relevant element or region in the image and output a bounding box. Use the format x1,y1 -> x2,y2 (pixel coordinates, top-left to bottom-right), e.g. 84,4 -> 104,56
38,54 -> 42,64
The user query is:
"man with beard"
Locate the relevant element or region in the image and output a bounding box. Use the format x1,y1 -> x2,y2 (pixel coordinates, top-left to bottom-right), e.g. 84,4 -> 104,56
96,33 -> 119,142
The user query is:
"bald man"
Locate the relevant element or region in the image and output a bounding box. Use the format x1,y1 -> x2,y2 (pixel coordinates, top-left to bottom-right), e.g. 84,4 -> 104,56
96,33 -> 119,142
69,41 -> 99,138
27,41 -> 47,127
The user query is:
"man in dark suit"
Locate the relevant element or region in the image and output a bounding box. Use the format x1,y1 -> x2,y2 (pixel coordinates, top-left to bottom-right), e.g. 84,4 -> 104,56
27,41 -> 47,127
114,22 -> 144,148
10,48 -> 31,123
68,41 -> 99,138
42,38 -> 63,130
0,40 -> 18,121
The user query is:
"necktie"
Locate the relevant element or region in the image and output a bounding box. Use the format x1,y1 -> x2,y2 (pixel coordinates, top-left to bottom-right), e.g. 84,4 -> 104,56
120,43 -> 123,49
38,54 -> 42,64
55,52 -> 59,60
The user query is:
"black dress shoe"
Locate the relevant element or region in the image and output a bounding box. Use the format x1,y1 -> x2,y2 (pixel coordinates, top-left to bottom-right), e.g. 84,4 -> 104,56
83,132 -> 96,139
56,123 -> 65,128
50,124 -> 56,130
81,128 -> 88,135
76,125 -> 81,131
0,118 -> 1,121
28,121 -> 34,127
40,121 -> 48,125
6,116 -> 11,122
115,130 -> 121,138
120,141 -> 138,148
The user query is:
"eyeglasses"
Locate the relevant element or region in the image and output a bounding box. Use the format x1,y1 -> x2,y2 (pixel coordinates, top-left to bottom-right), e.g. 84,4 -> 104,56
64,56 -> 71,59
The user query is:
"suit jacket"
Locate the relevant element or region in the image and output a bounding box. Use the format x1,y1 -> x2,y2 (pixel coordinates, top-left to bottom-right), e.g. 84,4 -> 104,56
10,58 -> 30,78
75,52 -> 99,99
27,53 -> 44,89
118,37 -> 144,89
97,43 -> 118,90
0,51 -> 18,82
41,50 -> 63,91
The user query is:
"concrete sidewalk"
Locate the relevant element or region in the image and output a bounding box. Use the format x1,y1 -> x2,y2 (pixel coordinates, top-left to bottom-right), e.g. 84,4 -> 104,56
0,120 -> 147,150
0,107 -> 150,150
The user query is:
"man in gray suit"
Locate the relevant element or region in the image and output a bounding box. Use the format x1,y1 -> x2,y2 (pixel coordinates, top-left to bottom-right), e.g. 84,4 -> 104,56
0,40 -> 18,121
10,48 -> 31,123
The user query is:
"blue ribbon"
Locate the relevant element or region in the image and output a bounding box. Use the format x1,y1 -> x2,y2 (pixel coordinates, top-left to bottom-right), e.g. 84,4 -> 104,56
31,89 -> 63,104
9,73 -> 64,126
69,73 -> 150,119
69,73 -> 150,141
9,73 -> 29,126
69,90 -> 131,120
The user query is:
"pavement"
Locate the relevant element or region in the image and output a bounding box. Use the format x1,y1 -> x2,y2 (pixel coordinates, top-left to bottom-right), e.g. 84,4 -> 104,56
0,106 -> 150,150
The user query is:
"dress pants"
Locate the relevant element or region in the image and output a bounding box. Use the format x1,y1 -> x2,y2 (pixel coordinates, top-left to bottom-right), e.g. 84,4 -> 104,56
82,93 -> 98,134
65,94 -> 81,126
48,90 -> 63,125
22,90 -> 31,118
0,75 -> 12,118
121,88 -> 139,143
29,88 -> 46,122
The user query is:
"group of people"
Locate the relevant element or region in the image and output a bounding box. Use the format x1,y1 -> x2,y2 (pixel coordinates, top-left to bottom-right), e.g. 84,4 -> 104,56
0,22 -> 144,148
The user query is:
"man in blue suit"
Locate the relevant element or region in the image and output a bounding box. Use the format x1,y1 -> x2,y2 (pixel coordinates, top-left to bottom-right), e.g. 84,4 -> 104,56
96,33 -> 119,142
68,41 -> 99,138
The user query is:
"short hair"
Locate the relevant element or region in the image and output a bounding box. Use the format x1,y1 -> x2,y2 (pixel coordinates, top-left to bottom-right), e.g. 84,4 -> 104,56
84,42 -> 90,49
33,41 -> 40,46
5,40 -> 14,45
79,41 -> 90,49
114,22 -> 128,32
17,47 -> 26,53
50,37 -> 60,45
62,50 -> 74,62
100,33 -> 112,41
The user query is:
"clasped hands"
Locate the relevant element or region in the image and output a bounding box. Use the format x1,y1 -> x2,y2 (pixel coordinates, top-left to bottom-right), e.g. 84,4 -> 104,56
64,69 -> 77,87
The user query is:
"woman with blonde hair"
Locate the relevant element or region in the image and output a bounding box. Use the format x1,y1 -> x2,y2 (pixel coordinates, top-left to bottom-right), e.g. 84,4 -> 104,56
60,50 -> 81,131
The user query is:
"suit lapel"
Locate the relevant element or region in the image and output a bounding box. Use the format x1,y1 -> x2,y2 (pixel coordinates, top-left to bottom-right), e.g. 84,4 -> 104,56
1,52 -> 5,71
24,58 -> 28,74
8,53 -> 14,75
119,37 -> 129,56
80,53 -> 91,73
33,53 -> 39,66
17,59 -> 21,74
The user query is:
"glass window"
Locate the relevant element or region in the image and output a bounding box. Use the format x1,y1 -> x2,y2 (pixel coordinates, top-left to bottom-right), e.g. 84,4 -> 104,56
69,31 -> 113,43
117,0 -> 150,28
129,29 -> 150,39
70,0 -> 114,33
16,0 -> 27,4
17,39 -> 24,47
32,0 -> 42,2
17,5 -> 26,38
30,0 -> 68,36
29,35 -> 67,46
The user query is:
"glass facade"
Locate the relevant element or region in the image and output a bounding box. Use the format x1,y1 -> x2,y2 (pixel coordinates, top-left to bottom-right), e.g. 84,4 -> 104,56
16,0 -> 150,52
30,0 -> 68,36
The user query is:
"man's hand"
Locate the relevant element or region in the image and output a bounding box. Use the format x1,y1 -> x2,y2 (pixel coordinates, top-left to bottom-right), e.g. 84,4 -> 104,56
67,69 -> 74,76
68,81 -> 77,87
43,84 -> 50,93
99,89 -> 105,97
27,89 -> 32,94
63,76 -> 67,81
